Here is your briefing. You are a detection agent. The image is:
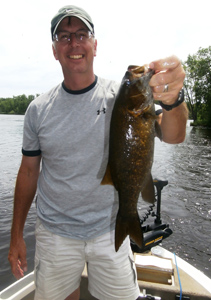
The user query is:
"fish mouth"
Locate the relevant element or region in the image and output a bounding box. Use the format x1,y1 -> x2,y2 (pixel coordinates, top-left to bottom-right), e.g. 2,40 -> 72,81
128,65 -> 146,74
123,65 -> 154,86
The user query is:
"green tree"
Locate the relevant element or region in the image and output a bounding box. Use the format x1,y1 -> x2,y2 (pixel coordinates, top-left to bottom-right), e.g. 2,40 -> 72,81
183,46 -> 211,126
0,94 -> 37,114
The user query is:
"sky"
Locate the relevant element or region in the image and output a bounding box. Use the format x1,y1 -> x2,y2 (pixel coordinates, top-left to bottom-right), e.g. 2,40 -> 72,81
0,0 -> 211,98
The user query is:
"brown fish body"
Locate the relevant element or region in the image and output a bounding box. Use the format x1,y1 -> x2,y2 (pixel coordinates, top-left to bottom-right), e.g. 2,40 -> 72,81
102,65 -> 162,251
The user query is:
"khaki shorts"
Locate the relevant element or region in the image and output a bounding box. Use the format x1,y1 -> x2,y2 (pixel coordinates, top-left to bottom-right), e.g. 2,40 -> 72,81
34,219 -> 140,300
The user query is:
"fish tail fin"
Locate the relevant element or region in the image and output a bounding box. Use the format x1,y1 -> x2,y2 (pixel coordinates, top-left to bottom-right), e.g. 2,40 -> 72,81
155,119 -> 162,141
115,211 -> 143,252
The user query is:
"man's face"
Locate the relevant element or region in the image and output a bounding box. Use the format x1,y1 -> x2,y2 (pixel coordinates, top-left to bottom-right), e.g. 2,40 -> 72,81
52,17 -> 97,76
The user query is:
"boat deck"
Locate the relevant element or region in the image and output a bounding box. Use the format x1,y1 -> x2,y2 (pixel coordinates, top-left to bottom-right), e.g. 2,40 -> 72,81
1,247 -> 211,300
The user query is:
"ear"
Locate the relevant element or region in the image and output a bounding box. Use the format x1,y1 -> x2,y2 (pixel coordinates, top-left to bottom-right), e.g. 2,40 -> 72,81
94,39 -> 97,57
52,43 -> 58,60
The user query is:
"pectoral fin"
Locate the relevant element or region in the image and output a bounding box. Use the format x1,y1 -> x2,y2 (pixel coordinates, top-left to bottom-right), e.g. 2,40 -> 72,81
141,174 -> 155,203
101,164 -> 113,185
155,120 -> 162,141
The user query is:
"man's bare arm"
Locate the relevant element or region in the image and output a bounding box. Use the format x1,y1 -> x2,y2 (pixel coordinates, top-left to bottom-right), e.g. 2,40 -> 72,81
8,155 -> 41,279
157,102 -> 188,144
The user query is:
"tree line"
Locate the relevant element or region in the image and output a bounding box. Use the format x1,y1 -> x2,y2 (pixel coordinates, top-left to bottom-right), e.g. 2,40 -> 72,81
1,46 -> 211,126
183,46 -> 211,127
0,94 -> 39,115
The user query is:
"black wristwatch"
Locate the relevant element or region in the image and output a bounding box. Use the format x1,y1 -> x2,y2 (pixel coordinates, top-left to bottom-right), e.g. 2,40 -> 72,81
159,88 -> 184,111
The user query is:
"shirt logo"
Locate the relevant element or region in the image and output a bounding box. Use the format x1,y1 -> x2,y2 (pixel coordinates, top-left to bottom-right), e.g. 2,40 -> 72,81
97,108 -> 106,115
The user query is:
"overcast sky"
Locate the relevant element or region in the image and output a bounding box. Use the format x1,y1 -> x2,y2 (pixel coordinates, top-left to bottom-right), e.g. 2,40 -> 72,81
0,0 -> 210,98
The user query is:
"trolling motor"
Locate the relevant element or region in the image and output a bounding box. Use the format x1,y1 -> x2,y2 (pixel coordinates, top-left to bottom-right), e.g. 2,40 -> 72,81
131,179 -> 173,253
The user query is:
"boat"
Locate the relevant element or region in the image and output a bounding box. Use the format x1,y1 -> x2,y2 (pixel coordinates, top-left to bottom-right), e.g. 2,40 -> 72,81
1,180 -> 211,300
1,245 -> 211,300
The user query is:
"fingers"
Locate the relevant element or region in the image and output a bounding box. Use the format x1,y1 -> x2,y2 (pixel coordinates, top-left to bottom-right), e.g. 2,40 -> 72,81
8,241 -> 27,279
149,55 -> 185,105
153,77 -> 183,94
15,259 -> 26,279
150,61 -> 184,88
9,254 -> 27,279
149,55 -> 180,72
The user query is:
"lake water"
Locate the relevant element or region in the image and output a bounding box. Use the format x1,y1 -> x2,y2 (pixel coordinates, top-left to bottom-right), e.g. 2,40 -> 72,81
0,114 -> 211,291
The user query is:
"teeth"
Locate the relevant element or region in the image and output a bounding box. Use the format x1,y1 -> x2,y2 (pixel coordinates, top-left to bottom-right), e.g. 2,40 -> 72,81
69,55 -> 83,59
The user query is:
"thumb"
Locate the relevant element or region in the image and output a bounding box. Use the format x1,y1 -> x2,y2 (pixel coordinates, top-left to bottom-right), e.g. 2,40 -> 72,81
19,245 -> 28,273
20,255 -> 28,273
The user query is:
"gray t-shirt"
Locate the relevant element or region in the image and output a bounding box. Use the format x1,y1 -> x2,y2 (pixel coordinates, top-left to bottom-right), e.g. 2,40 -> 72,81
23,76 -> 120,240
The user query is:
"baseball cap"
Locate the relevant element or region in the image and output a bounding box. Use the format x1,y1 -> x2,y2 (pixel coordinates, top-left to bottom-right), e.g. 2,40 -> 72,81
51,5 -> 94,40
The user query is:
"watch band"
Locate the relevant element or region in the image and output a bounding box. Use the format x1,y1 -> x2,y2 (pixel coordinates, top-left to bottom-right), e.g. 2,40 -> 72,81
159,88 -> 184,111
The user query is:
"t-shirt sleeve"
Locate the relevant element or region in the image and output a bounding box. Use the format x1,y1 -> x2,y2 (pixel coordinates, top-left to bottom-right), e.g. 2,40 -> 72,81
22,102 -> 41,157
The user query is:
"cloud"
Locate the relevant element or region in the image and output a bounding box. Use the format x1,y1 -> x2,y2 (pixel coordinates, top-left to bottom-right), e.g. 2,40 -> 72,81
0,0 -> 211,97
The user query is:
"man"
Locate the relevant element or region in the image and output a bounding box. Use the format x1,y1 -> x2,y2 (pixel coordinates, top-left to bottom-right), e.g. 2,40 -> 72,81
8,5 -> 188,300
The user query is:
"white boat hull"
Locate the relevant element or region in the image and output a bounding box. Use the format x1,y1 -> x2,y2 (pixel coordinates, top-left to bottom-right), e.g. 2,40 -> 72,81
1,246 -> 211,300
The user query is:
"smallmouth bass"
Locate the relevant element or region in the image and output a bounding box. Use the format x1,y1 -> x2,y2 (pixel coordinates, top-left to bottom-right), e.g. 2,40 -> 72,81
102,65 -> 162,251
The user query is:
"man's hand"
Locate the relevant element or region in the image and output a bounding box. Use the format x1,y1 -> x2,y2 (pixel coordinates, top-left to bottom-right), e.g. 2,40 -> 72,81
8,237 -> 27,279
8,155 -> 41,279
149,55 -> 185,105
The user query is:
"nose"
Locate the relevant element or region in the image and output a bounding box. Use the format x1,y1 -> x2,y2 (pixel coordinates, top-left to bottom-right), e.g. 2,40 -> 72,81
68,33 -> 79,46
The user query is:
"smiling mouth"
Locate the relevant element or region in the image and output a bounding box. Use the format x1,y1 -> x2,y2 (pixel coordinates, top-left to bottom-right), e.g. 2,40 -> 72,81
69,55 -> 84,59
